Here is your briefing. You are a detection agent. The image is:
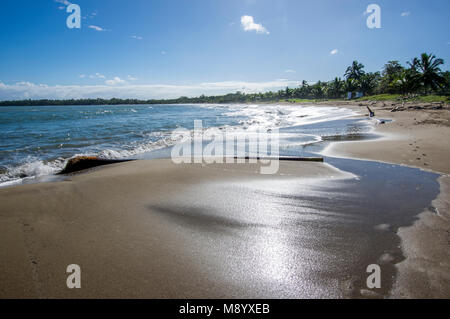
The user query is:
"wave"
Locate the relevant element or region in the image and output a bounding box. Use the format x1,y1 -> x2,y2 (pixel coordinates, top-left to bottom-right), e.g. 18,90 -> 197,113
0,104 -> 362,187
0,134 -> 184,187
219,104 -> 358,130
0,157 -> 66,187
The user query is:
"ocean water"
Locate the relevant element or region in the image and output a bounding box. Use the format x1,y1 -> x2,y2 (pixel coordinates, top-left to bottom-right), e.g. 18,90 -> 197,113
0,103 -> 368,186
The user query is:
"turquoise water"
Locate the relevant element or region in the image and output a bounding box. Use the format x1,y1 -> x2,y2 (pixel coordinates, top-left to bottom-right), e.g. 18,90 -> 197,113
0,103 -> 365,185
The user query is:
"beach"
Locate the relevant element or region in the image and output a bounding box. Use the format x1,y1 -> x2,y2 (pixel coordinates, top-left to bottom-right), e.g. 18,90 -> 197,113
0,103 -> 449,298
0,160 -> 359,298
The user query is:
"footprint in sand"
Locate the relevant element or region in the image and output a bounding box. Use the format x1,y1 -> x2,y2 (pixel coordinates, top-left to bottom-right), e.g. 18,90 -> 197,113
374,224 -> 390,231
379,253 -> 396,264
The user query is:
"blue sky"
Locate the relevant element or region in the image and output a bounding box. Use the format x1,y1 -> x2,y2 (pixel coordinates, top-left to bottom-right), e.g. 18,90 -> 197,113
0,0 -> 449,100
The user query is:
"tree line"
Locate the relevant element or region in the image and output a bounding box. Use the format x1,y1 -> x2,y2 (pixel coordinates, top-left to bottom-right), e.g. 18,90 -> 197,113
1,53 -> 448,107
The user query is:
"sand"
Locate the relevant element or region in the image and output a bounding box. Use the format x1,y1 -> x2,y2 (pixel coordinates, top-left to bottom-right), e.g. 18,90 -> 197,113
319,104 -> 450,298
0,160 -> 356,298
1,103 -> 449,299
321,106 -> 450,175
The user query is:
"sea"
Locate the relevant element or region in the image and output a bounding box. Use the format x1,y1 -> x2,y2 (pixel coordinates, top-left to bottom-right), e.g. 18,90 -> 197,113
0,103 -> 383,186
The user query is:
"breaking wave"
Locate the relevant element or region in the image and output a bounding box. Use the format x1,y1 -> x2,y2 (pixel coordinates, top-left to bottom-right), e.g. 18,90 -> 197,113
0,103 -> 360,187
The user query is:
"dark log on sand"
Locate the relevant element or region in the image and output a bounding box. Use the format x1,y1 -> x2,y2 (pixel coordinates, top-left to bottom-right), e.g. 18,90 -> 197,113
59,155 -> 324,175
234,156 -> 324,162
58,156 -> 134,175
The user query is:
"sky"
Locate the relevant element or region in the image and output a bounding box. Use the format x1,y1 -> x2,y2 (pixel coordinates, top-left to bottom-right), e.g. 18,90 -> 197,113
0,0 -> 449,100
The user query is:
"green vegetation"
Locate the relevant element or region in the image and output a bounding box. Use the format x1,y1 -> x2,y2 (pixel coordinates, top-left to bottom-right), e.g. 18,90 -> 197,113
0,53 -> 448,107
359,94 -> 450,103
281,98 -> 332,103
358,94 -> 404,101
410,95 -> 450,103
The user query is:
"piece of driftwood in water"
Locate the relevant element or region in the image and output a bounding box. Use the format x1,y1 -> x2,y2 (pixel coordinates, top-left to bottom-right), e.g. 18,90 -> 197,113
366,106 -> 375,117
58,156 -> 134,174
233,156 -> 324,162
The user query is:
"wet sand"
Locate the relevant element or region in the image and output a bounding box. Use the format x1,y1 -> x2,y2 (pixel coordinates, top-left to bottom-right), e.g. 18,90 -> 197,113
1,160 -> 360,298
320,105 -> 450,298
0,155 -> 441,298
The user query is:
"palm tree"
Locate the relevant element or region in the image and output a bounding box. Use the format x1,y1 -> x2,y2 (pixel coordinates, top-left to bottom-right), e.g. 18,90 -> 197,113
382,61 -> 404,78
392,69 -> 421,96
380,61 -> 405,93
345,61 -> 365,81
358,72 -> 381,95
408,53 -> 446,93
344,78 -> 358,98
285,86 -> 293,98
328,77 -> 344,98
311,81 -> 325,99
298,80 -> 310,98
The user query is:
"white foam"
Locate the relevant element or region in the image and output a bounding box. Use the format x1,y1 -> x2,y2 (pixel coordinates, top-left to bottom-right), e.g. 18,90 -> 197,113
0,157 -> 65,187
220,104 -> 358,129
0,104 -> 360,187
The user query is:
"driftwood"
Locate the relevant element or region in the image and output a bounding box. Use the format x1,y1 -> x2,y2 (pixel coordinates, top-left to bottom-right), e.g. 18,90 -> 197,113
233,156 -> 323,162
58,155 -> 324,175
58,156 -> 133,174
391,100 -> 405,112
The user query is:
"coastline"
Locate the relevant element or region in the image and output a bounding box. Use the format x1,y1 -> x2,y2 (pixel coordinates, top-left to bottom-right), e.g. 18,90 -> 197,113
0,102 -> 449,298
317,102 -> 450,298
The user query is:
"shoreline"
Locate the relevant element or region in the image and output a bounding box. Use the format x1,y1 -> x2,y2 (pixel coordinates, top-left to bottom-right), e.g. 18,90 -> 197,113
0,102 -> 449,298
316,102 -> 450,298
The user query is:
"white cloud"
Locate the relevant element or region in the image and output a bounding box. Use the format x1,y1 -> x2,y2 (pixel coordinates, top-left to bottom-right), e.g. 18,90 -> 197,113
330,49 -> 338,55
285,69 -> 296,73
82,11 -> 98,20
401,11 -> 411,17
131,35 -> 143,40
89,73 -> 105,79
241,15 -> 269,34
88,25 -> 106,32
54,0 -> 72,6
79,74 -> 86,78
0,79 -> 301,100
105,77 -> 126,86
127,75 -> 138,81
161,51 -> 167,55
